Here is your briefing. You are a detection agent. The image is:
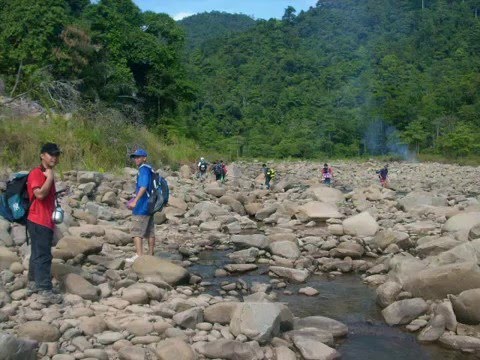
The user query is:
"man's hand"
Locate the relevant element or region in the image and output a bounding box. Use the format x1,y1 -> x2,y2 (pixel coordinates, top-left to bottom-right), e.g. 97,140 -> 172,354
44,168 -> 54,179
128,199 -> 137,210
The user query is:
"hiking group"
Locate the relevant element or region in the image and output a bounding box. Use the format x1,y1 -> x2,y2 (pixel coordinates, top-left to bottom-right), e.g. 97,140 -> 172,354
0,147 -> 391,305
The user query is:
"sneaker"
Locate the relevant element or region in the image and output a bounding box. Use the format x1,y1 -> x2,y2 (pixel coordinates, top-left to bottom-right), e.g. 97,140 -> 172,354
27,281 -> 40,294
38,290 -> 63,305
126,254 -> 139,263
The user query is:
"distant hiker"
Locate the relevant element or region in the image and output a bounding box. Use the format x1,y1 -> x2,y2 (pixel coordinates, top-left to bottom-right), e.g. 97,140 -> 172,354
127,149 -> 156,262
197,157 -> 208,180
376,164 -> 389,188
322,163 -> 334,185
262,163 -> 276,190
212,160 -> 224,181
27,143 -> 63,304
220,160 -> 227,182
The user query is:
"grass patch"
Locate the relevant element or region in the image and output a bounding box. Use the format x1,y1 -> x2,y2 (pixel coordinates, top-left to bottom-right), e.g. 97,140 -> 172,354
0,109 -> 206,172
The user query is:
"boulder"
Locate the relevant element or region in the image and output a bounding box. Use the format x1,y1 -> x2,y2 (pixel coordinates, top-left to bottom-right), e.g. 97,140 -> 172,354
269,266 -> 309,283
402,261 -> 480,299
376,281 -> 403,308
230,302 -> 292,344
204,302 -> 240,325
435,301 -> 457,332
179,165 -> 191,179
194,339 -> 263,360
231,234 -> 270,249
292,334 -> 340,360
132,256 -> 189,285
0,333 -> 37,360
17,321 -> 60,342
342,212 -> 378,237
398,192 -> 447,212
439,333 -> 480,351
368,230 -> 411,250
442,212 -> 480,233
205,185 -> 226,197
417,314 -> 445,342
53,236 -> 102,260
329,241 -> 364,259
63,273 -> 100,301
156,338 -> 196,360
228,248 -> 259,264
79,317 -> 107,336
449,288 -> 480,325
469,224 -> 480,241
296,202 -> 342,222
381,298 -> 428,325
173,307 -> 203,329
308,186 -> 344,204
219,196 -> 246,215
269,241 -> 300,259
0,247 -> 20,270
293,316 -> 348,338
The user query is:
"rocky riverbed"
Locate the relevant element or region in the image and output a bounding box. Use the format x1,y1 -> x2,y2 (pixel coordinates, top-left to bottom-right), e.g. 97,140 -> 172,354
0,160 -> 480,360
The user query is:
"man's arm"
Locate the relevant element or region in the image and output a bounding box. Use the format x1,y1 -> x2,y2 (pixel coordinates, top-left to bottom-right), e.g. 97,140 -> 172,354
33,169 -> 54,200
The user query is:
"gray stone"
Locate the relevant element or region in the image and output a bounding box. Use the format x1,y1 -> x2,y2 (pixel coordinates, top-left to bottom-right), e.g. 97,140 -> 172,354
204,302 -> 240,325
63,273 -> 99,301
269,241 -> 300,259
381,298 -> 428,326
231,234 -> 270,249
342,212 -> 378,237
449,288 -> 480,325
132,255 -> 189,285
0,333 -> 37,360
173,307 -> 204,329
294,316 -> 348,338
17,321 -> 60,342
155,338 -> 196,360
194,339 -> 263,360
269,266 -> 309,283
417,314 -> 445,342
376,281 -> 403,308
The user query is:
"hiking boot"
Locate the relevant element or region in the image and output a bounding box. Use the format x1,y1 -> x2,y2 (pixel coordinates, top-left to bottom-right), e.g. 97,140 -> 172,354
126,254 -> 139,263
38,290 -> 63,305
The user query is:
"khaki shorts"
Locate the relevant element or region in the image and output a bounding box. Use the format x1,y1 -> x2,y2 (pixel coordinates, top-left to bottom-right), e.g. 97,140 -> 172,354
131,215 -> 155,238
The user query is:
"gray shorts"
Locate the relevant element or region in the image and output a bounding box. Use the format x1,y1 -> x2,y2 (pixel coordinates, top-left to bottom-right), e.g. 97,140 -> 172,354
131,215 -> 155,238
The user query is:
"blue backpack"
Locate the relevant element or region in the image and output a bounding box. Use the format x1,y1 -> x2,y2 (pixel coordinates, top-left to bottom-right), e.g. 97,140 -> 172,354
0,173 -> 30,223
141,165 -> 169,215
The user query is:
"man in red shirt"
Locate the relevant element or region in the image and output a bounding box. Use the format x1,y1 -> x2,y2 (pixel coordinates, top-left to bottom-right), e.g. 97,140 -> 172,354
27,143 -> 62,304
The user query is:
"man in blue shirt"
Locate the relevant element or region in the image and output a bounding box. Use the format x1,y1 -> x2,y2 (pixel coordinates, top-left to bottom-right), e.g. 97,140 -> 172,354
126,149 -> 155,263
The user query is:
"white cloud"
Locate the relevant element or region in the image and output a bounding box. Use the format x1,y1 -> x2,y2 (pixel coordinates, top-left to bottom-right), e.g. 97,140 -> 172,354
173,12 -> 194,20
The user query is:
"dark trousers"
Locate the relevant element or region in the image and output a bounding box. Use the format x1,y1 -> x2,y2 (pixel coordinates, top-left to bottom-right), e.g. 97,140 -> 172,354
265,176 -> 272,189
27,220 -> 53,291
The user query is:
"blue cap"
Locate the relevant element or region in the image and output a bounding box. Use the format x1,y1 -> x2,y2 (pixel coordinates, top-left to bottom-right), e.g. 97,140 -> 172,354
130,149 -> 148,158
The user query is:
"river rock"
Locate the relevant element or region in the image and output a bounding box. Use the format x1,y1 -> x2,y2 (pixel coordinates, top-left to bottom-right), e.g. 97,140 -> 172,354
439,333 -> 480,351
368,230 -> 411,250
53,236 -> 102,260
173,307 -> 203,329
194,339 -> 263,360
293,316 -> 348,337
342,212 -> 378,236
17,321 -> 60,342
0,333 -> 37,360
269,266 -> 309,283
230,302 -> 291,343
79,316 -> 107,336
376,281 -> 403,308
132,255 -> 189,285
269,241 -> 300,259
381,298 -> 428,325
469,224 -> 480,241
228,248 -> 259,263
449,288 -> 480,325
292,334 -> 340,360
205,184 -> 226,197
417,314 -> 445,342
155,338 -> 196,360
402,261 -> 480,299
0,247 -> 20,270
442,212 -> 480,233
204,302 -> 240,324
329,241 -> 364,259
435,300 -> 457,331
231,234 -> 270,249
275,346 -> 297,360
398,192 -> 447,212
63,273 -> 100,301
296,202 -> 342,222
308,186 -> 344,204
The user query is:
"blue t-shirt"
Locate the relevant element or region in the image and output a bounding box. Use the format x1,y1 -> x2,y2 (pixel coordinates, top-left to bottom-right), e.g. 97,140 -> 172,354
133,164 -> 152,215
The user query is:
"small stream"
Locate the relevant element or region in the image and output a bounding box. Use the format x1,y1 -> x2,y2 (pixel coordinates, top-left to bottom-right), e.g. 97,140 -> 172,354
188,250 -> 473,360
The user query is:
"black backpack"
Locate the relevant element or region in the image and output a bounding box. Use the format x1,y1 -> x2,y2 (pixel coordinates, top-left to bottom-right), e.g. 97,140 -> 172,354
200,162 -> 207,171
213,163 -> 223,175
0,173 -> 30,223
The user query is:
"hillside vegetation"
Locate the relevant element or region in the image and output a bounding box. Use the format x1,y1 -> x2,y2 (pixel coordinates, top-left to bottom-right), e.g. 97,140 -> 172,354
1,0 -> 480,166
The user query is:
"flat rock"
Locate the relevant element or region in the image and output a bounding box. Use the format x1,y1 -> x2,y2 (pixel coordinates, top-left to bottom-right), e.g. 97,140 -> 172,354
294,316 -> 348,337
382,298 -> 428,326
17,321 -> 60,342
342,212 -> 378,237
132,256 -> 189,285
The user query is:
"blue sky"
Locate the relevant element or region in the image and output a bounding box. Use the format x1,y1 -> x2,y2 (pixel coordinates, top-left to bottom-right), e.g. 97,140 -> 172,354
133,0 -> 318,21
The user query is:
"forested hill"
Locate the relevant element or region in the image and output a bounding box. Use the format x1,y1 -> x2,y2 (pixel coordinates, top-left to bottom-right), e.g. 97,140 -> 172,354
184,1 -> 480,159
1,0 -> 480,161
179,12 -> 257,50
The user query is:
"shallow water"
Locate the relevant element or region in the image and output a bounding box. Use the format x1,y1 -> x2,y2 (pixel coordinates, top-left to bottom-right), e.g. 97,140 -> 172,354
190,250 -> 474,360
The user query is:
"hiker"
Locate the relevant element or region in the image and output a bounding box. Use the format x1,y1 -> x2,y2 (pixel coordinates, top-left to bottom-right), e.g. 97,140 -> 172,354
197,157 -> 208,180
126,149 -> 156,262
262,163 -> 276,190
212,160 -> 223,181
26,143 -> 62,304
220,160 -> 227,182
376,164 -> 389,188
322,163 -> 334,185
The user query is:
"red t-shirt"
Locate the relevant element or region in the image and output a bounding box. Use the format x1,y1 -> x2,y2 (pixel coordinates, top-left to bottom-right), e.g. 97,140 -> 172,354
27,166 -> 56,229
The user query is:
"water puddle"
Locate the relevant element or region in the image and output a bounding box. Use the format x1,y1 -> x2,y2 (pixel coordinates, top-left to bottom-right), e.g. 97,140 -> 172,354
190,250 -> 474,360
